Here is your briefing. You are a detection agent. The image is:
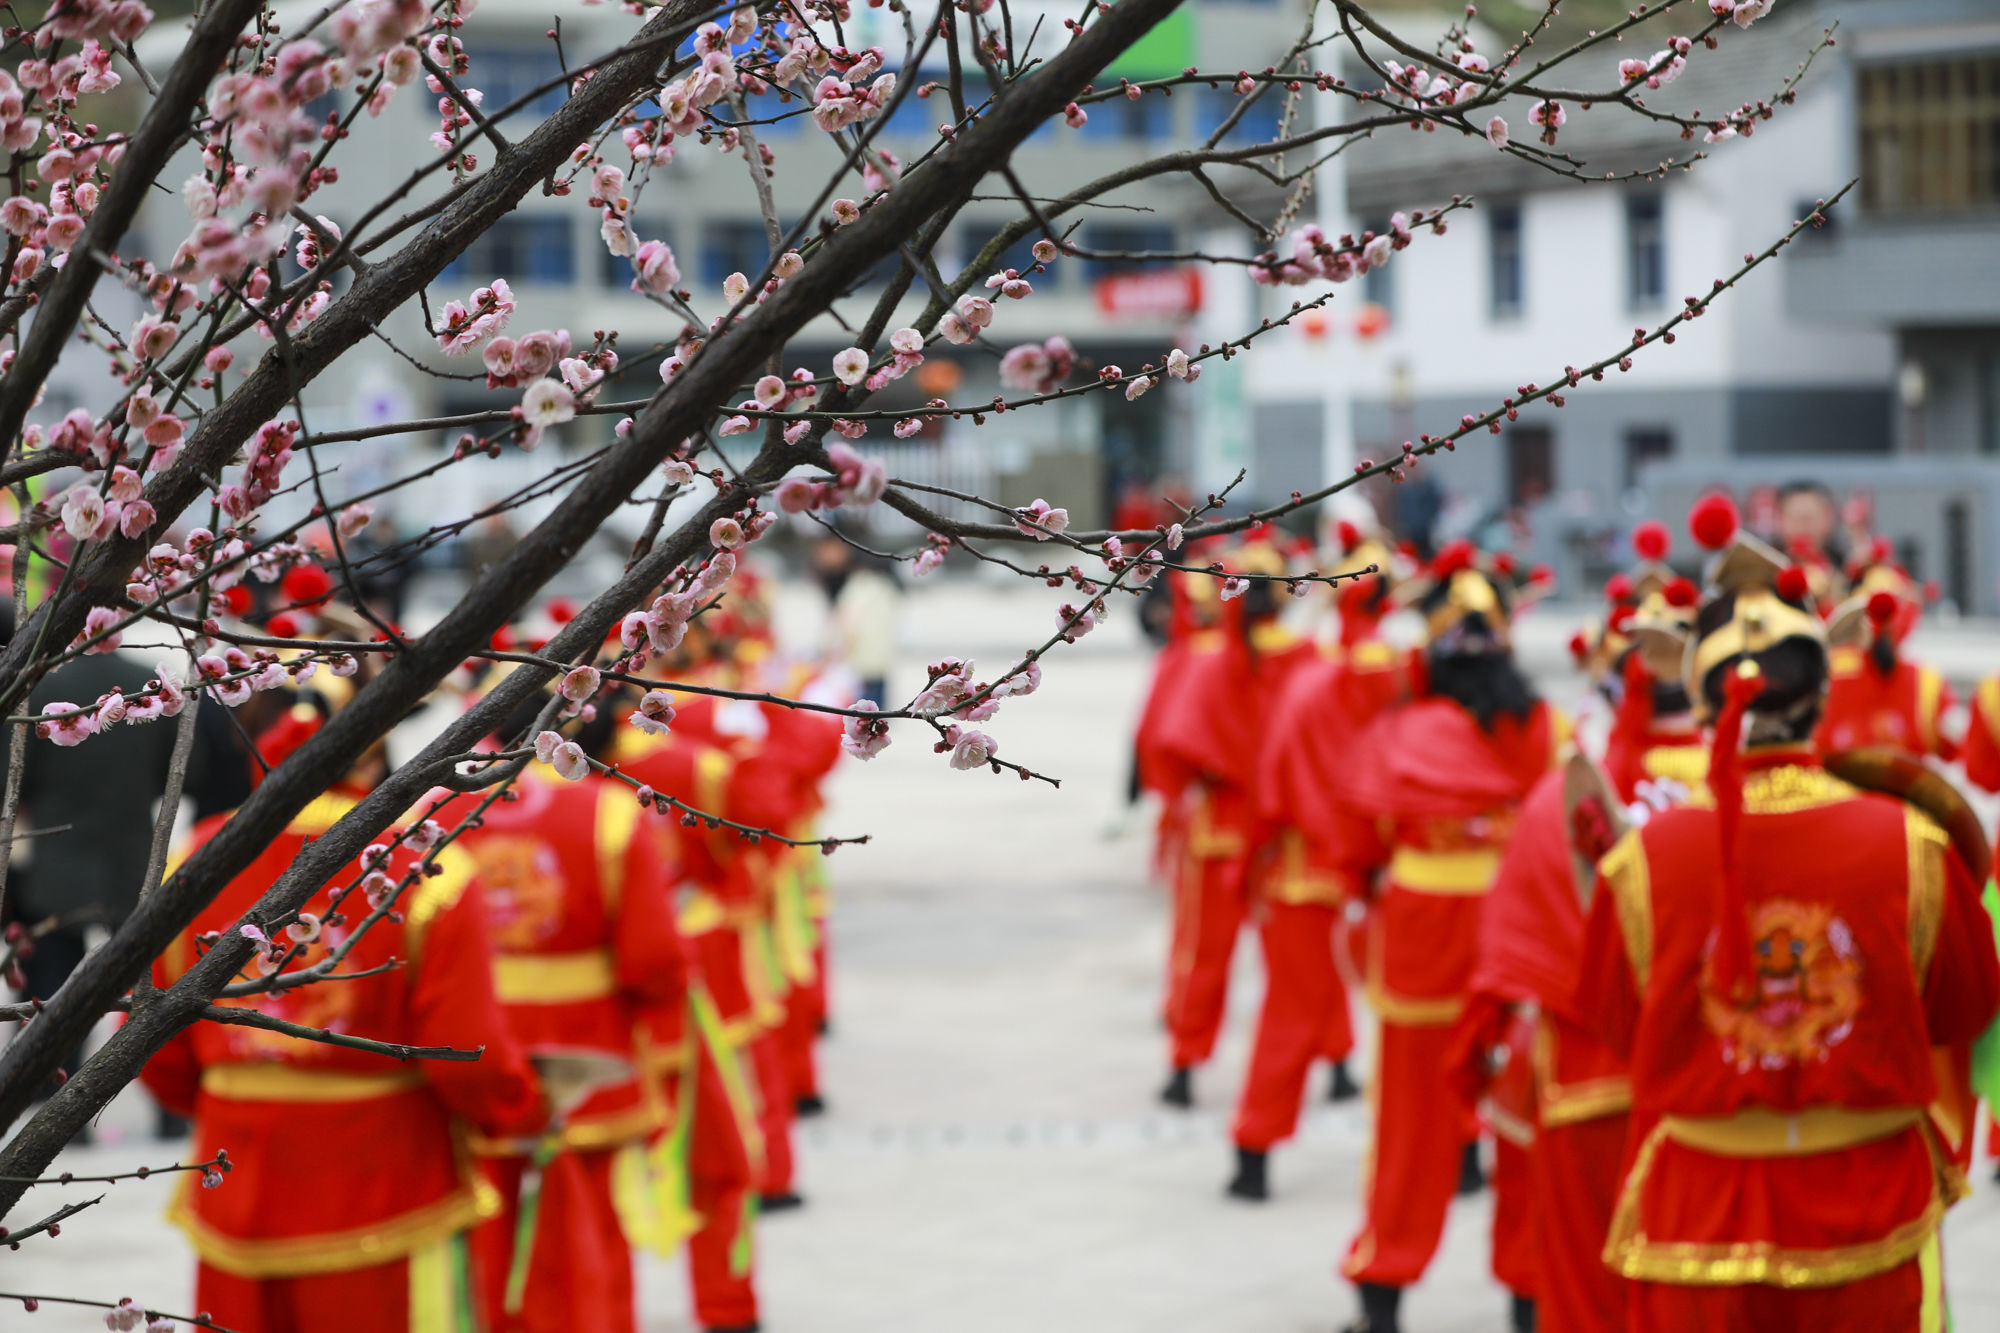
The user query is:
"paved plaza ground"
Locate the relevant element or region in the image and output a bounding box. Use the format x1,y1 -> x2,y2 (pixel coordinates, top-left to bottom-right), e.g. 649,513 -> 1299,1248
7,579 -> 2000,1330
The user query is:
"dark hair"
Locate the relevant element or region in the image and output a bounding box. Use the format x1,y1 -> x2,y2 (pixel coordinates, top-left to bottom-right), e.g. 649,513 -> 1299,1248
1427,647 -> 1539,732
1777,480 -> 1834,505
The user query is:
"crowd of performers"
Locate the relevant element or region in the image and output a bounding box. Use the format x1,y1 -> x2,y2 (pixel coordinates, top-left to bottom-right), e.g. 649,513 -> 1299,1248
140,581 -> 845,1333
1135,498 -> 2000,1333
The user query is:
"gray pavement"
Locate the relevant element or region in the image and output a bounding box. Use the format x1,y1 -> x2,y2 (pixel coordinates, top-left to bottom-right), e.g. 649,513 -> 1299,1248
7,579 -> 2000,1330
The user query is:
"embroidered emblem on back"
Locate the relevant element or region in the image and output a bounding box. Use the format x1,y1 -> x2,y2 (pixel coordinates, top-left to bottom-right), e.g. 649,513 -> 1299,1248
1700,898 -> 1863,1072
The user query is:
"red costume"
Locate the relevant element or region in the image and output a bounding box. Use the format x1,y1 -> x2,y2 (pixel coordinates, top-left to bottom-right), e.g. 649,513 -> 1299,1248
1149,613 -> 1317,1079
1335,693 -> 1562,1288
1230,634 -> 1415,1156
142,792 -> 546,1333
1577,753 -> 1998,1331
1962,675 -> 2000,796
446,773 -> 686,1333
1575,507 -> 2000,1332
613,725 -> 791,1332
1817,646 -> 1954,761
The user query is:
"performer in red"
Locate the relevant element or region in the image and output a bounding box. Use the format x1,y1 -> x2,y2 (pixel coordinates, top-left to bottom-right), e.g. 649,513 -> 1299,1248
613,682 -> 793,1333
141,674 -> 546,1333
1333,542 -> 1563,1333
1816,544 -> 1954,762
1575,497 -> 2000,1332
1147,539 -> 1317,1108
448,700 -> 688,1333
1227,524 -> 1414,1199
1461,521 -> 1706,1333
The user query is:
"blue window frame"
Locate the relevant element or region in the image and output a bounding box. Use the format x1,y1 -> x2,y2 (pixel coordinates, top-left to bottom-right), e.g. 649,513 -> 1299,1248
701,219 -> 772,289
1625,193 -> 1665,308
1197,87 -> 1284,143
462,45 -> 567,120
1489,202 -> 1524,318
1077,91 -> 1173,141
1361,217 -> 1394,315
1081,222 -> 1176,279
443,214 -> 575,285
959,221 -> 1043,280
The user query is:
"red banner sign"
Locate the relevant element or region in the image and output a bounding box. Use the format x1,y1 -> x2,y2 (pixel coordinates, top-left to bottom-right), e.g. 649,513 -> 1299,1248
1093,267 -> 1203,319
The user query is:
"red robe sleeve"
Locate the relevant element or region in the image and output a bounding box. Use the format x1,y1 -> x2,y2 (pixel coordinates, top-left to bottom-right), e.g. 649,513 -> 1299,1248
613,796 -> 689,1008
1924,850 -> 2000,1047
407,882 -> 548,1139
1572,864 -> 1642,1060
1962,677 -> 2000,794
138,1023 -> 202,1119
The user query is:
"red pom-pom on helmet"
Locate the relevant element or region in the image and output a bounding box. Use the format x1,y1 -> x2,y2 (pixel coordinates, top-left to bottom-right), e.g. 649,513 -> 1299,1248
1631,519 -> 1671,563
265,612 -> 301,638
1604,573 -> 1634,604
1395,540 -> 1418,560
281,563 -> 333,608
1775,565 -> 1811,604
1492,551 -> 1518,577
1607,604 -> 1636,634
490,625 -> 517,653
1869,535 -> 1893,565
1866,591 -> 1899,626
218,585 -> 253,617
1688,493 -> 1739,551
1431,538 -> 1477,579
1664,577 -> 1699,608
1529,564 -> 1554,586
1336,519 -> 1362,553
546,597 -> 577,625
1568,630 -> 1590,663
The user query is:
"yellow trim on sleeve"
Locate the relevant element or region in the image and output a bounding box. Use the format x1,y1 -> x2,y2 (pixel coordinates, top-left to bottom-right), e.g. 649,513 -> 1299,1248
1599,830 -> 1652,990
595,783 -> 640,918
404,844 -> 476,961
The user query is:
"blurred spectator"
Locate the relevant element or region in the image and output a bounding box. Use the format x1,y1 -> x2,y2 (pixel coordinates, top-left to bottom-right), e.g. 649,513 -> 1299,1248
809,535 -> 900,707
464,511 -> 519,580
3,647 -> 254,1138
1776,480 -> 1845,567
1391,471 -> 1444,560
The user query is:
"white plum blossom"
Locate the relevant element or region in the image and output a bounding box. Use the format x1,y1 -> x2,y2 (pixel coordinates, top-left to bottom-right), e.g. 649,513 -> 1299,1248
832,347 -> 869,385
1486,116 -> 1509,149
522,379 -> 576,429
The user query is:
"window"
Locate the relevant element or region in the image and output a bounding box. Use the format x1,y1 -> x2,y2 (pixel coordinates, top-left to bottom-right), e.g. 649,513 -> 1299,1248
1361,216 -> 1394,316
1858,55 -> 2000,213
1622,426 -> 1674,491
1506,426 -> 1554,506
701,220 -> 771,289
461,45 -> 567,120
1081,222 -> 1176,278
600,224 -> 673,288
1489,203 -> 1523,318
880,76 -> 991,140
1078,90 -> 1174,141
1625,193 -> 1664,307
959,221 -> 1043,281
1196,88 -> 1284,143
442,214 -> 574,285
